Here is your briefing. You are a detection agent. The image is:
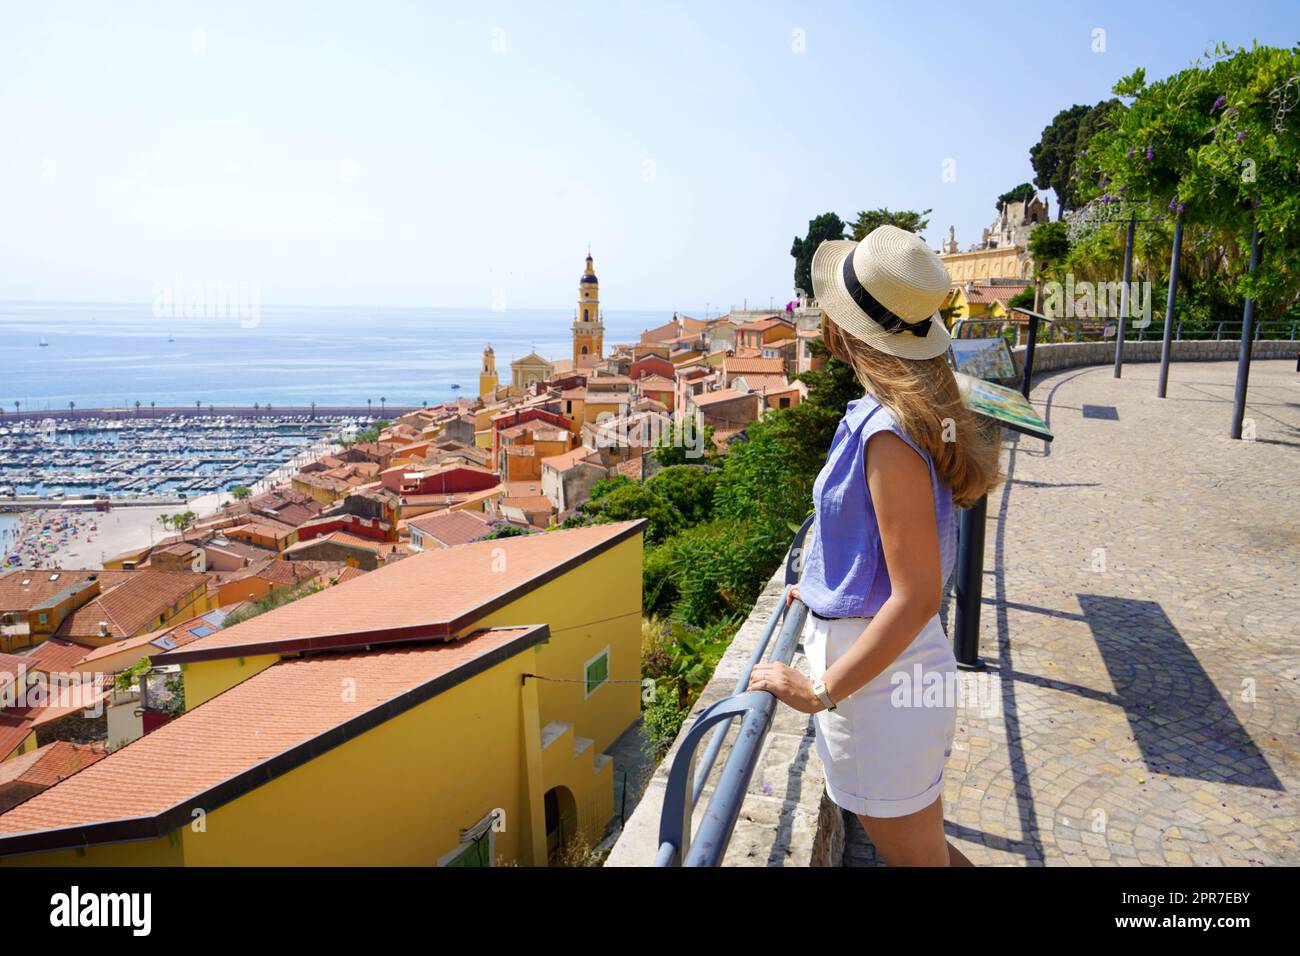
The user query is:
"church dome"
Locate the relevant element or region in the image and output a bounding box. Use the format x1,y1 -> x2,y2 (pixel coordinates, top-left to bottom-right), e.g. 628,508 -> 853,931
580,273 -> 599,284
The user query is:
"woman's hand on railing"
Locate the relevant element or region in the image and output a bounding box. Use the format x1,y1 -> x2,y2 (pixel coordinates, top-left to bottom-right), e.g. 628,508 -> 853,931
748,660 -> 821,714
785,584 -> 801,606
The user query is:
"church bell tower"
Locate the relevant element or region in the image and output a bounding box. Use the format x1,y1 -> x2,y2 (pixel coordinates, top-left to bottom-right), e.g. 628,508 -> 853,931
478,344 -> 498,399
572,250 -> 604,365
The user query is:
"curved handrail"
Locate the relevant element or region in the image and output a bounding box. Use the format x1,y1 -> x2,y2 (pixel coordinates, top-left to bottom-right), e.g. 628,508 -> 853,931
654,515 -> 813,866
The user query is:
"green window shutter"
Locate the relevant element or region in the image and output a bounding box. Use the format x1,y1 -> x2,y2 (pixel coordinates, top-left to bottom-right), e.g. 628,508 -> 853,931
585,651 -> 609,695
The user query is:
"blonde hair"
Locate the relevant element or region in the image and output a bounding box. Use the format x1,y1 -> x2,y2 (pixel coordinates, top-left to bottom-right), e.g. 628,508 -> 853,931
821,314 -> 1000,508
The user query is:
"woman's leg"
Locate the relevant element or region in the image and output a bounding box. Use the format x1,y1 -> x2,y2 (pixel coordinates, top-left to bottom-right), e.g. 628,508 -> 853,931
856,797 -> 972,867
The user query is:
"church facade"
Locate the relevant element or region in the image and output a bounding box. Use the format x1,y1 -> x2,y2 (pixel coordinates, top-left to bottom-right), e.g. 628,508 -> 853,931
939,195 -> 1049,284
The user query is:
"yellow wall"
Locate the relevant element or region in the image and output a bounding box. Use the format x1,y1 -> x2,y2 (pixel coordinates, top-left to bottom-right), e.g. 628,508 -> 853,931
181,653 -> 280,709
476,534 -> 642,756
2,730 -> 39,762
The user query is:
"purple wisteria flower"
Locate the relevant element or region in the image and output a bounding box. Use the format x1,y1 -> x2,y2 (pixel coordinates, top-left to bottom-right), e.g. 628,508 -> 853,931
1211,95 -> 1226,112
1145,145 -> 1154,161
1236,130 -> 1247,142
1176,201 -> 1185,214
1127,146 -> 1136,158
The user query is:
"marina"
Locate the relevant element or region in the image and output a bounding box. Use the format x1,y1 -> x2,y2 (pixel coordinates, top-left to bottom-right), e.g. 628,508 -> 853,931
0,413 -> 360,501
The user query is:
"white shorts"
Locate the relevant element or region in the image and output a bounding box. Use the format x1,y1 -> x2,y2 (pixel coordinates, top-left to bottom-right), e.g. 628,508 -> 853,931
802,611 -> 957,818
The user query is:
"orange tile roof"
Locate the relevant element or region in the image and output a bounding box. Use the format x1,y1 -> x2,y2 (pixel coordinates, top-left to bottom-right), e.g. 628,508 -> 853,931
724,356 -> 785,376
540,447 -> 601,472
55,571 -> 208,641
0,740 -> 106,789
733,374 -> 789,393
0,570 -> 99,611
406,509 -> 495,547
964,283 -> 1030,305
692,389 -> 752,407
73,609 -> 230,670
636,374 -> 676,390
158,521 -> 643,664
0,628 -> 548,855
283,531 -> 383,556
501,495 -> 554,513
22,638 -> 88,675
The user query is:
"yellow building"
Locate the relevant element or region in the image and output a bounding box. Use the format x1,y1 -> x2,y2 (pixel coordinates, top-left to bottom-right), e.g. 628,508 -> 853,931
0,521 -> 646,867
510,352 -> 555,390
572,250 -> 604,366
939,246 -> 1031,284
942,284 -> 1027,323
478,344 -> 499,399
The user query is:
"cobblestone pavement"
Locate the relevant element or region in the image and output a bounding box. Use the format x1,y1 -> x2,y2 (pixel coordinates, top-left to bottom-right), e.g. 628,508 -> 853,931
845,358 -> 1299,866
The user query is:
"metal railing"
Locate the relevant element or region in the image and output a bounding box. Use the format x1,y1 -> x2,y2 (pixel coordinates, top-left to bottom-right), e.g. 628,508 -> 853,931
953,316 -> 1299,345
654,516 -> 813,866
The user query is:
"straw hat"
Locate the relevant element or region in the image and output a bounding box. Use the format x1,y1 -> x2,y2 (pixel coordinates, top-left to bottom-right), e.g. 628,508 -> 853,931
811,224 -> 952,360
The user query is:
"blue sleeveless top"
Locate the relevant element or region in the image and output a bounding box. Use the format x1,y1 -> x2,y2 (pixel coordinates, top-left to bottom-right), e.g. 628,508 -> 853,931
799,395 -> 955,618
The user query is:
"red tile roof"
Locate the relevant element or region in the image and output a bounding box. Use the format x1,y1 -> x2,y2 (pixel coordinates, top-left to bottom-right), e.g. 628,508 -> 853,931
158,521 -> 644,664
0,627 -> 548,855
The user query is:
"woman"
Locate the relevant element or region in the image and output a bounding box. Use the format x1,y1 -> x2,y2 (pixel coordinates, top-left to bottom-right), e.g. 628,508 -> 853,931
749,225 -> 1000,867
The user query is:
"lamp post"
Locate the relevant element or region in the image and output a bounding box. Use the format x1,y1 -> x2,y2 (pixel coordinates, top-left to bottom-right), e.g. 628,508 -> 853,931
1229,221 -> 1262,440
1156,214 -> 1184,398
1114,213 -> 1137,378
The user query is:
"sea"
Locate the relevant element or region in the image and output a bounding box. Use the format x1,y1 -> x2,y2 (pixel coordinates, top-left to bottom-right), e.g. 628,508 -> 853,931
0,301 -> 677,410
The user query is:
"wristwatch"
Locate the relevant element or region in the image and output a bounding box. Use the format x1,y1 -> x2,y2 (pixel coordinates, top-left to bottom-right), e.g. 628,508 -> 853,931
812,679 -> 837,712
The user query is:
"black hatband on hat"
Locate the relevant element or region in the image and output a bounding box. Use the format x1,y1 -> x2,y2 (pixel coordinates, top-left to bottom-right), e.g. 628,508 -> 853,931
842,248 -> 932,338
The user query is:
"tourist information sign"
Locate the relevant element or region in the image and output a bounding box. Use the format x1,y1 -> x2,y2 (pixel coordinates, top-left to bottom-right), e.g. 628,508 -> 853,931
954,371 -> 1054,443
949,337 -> 1016,382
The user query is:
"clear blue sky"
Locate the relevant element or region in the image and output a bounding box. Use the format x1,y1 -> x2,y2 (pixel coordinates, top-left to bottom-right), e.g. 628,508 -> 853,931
1,0 -> 1296,312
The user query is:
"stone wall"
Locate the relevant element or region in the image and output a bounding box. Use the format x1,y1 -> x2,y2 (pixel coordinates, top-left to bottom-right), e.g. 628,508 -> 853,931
1011,337 -> 1295,379
605,565 -> 844,867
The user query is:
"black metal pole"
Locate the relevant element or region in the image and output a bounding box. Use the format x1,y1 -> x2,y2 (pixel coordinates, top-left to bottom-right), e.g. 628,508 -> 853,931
1020,313 -> 1040,399
1230,222 -> 1262,440
1114,213 -> 1136,378
952,495 -> 988,671
1157,215 -> 1184,399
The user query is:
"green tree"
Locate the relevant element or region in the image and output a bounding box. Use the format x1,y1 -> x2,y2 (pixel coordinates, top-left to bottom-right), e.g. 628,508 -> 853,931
1030,101 -> 1119,217
170,510 -> 198,532
579,483 -> 683,543
645,466 -> 718,526
790,212 -> 847,296
231,485 -> 253,501
481,524 -> 532,540
849,207 -> 931,240
996,183 -> 1036,209
1073,46 -> 1300,329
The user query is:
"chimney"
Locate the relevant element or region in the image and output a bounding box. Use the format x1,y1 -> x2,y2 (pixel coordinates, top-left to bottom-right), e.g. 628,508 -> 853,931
98,621 -> 111,638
